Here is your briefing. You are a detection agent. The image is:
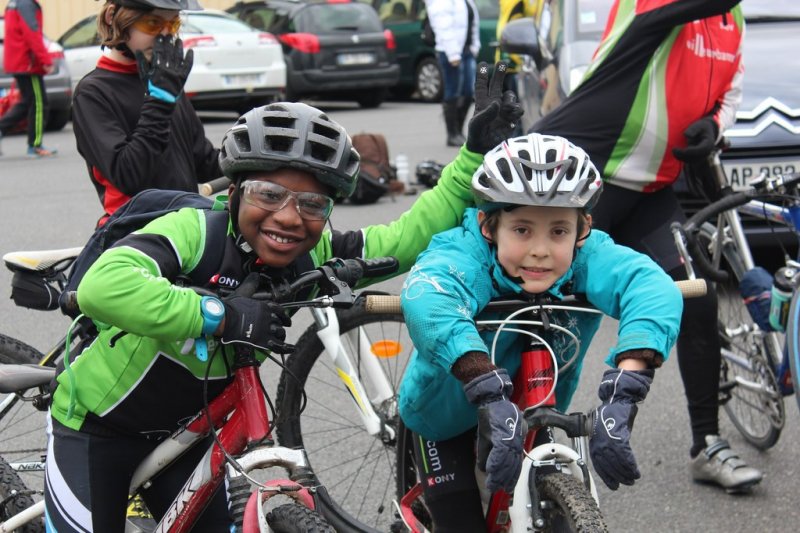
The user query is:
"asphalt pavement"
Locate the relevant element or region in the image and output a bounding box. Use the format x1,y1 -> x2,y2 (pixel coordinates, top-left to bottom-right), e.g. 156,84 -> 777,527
0,100 -> 798,532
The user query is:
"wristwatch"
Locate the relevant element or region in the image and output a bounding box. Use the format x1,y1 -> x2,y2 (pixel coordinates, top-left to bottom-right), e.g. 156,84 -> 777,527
196,296 -> 225,362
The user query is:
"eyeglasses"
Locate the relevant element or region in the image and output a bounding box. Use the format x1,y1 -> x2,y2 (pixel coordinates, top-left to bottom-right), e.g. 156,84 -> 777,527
241,180 -> 334,221
133,15 -> 182,36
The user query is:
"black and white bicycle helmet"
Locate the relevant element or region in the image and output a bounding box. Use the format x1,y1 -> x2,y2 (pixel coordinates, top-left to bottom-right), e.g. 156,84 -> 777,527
219,103 -> 360,199
473,133 -> 603,211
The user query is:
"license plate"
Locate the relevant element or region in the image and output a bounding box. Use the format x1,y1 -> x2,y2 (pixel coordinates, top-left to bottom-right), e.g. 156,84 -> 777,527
723,158 -> 800,191
222,74 -> 265,87
336,53 -> 375,66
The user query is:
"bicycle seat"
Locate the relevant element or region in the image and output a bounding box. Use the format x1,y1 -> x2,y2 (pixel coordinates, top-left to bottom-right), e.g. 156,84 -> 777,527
0,364 -> 56,393
2,247 -> 84,274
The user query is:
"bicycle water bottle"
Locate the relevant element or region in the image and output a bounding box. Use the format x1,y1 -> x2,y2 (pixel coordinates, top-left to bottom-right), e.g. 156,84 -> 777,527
395,153 -> 410,186
769,267 -> 795,332
515,340 -> 556,409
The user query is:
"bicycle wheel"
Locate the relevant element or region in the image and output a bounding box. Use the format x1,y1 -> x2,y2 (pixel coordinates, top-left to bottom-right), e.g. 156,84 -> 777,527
266,504 -> 336,533
0,334 -> 48,496
0,454 -> 45,532
698,224 -> 784,449
276,299 -> 412,532
536,473 -> 608,532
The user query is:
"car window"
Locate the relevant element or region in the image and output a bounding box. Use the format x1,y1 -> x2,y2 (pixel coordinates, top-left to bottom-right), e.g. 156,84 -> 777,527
745,0 -> 800,18
183,12 -> 256,34
376,0 -> 414,23
297,4 -> 383,33
59,16 -> 100,49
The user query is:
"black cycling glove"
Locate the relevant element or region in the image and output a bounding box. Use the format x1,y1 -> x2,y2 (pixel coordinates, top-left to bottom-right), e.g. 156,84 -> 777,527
464,368 -> 525,494
466,61 -> 524,155
589,368 -> 654,490
136,34 -> 194,104
220,273 -> 293,354
672,116 -> 719,163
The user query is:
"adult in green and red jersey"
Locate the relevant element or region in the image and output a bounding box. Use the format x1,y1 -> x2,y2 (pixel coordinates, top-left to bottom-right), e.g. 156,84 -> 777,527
531,0 -> 760,493
0,0 -> 56,157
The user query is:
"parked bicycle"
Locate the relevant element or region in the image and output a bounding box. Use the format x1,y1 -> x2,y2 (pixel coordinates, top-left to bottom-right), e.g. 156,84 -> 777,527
276,279 -> 705,532
671,148 -> 800,450
0,257 -> 402,532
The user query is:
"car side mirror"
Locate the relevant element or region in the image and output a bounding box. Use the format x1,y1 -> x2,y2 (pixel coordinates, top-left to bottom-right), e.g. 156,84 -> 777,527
500,18 -> 544,69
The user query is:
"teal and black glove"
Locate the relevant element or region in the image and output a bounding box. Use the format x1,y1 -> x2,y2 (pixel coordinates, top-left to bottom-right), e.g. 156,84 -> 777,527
466,61 -> 524,155
464,368 -> 525,493
136,34 -> 194,104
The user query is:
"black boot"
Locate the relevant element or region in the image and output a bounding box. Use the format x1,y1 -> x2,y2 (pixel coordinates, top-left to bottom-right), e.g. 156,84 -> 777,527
455,96 -> 472,135
442,100 -> 466,147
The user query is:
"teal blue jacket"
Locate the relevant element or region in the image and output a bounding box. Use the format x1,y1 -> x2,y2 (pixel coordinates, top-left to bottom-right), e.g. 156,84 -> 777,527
398,208 -> 682,441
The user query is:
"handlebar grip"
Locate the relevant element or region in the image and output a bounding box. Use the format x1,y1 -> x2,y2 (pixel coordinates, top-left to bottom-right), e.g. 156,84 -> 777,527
198,177 -> 231,197
675,279 -> 707,298
365,294 -> 401,314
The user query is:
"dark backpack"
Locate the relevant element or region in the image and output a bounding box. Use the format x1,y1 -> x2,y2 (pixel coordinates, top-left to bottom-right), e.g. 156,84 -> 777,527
350,132 -> 402,205
59,189 -> 229,318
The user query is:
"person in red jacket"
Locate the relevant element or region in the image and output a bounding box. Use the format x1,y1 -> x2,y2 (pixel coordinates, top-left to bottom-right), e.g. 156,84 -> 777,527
0,0 -> 56,157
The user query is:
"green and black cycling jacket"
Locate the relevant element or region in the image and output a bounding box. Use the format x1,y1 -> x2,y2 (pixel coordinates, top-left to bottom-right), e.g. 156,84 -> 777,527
50,147 -> 483,438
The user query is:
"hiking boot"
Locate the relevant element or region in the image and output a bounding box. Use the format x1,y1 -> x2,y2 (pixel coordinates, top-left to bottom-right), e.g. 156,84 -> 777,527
691,435 -> 763,493
27,145 -> 57,158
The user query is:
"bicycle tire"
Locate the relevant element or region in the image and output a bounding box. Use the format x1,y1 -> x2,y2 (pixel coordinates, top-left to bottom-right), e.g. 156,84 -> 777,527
785,288 -> 800,415
276,299 -> 412,532
0,334 -> 48,497
697,224 -> 784,449
266,503 -> 336,533
536,473 -> 608,533
0,454 -> 45,532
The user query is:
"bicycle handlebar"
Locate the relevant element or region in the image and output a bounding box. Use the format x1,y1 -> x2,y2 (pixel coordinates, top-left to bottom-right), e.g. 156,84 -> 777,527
364,279 -> 707,314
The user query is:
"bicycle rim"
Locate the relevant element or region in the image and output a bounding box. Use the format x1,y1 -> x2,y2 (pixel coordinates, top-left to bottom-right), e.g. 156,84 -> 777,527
699,226 -> 784,449
276,300 -> 412,532
0,334 -> 48,499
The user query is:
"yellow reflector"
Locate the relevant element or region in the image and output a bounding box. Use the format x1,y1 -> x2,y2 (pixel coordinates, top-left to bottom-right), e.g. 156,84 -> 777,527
371,340 -> 402,358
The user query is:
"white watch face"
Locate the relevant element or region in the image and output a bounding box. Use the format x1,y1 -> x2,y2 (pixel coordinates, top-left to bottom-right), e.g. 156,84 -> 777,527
205,298 -> 224,316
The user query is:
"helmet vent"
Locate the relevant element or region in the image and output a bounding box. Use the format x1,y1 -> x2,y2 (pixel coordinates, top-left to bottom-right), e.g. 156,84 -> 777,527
312,121 -> 340,141
518,150 -> 533,182
497,158 -> 513,183
233,131 -> 251,153
566,157 -> 578,179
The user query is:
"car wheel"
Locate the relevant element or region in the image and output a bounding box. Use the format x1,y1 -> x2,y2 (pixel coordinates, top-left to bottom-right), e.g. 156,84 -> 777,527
355,89 -> 387,109
45,108 -> 71,132
414,57 -> 443,103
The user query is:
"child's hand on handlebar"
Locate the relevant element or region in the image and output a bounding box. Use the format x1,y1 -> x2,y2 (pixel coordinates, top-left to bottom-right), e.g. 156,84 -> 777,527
589,368 -> 654,490
466,61 -> 524,155
464,369 -> 525,493
219,273 -> 293,354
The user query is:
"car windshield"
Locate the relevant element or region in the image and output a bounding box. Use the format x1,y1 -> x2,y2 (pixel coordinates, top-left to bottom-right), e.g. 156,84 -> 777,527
183,13 -> 256,34
298,4 -> 383,33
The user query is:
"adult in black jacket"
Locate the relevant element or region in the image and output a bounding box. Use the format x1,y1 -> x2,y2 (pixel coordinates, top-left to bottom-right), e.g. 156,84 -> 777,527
72,0 -> 221,226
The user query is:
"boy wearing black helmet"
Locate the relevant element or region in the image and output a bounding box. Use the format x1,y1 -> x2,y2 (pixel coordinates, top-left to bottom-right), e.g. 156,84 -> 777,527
44,64 -> 523,530
72,0 -> 222,226
398,133 -> 683,531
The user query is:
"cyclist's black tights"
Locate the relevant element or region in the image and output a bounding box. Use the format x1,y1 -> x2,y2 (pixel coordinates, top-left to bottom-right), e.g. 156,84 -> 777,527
412,428 -> 484,533
591,183 -> 721,455
45,417 -> 230,531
